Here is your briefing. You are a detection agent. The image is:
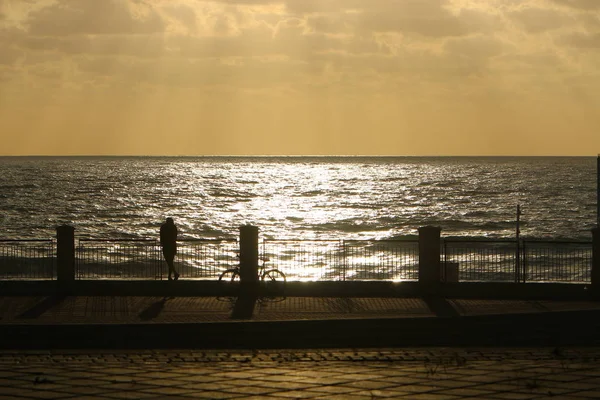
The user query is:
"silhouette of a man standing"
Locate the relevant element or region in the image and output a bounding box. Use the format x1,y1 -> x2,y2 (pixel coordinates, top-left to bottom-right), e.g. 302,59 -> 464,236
160,217 -> 179,280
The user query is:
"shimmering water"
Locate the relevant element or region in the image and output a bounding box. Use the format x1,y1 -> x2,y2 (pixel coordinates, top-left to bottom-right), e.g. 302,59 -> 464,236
0,156 -> 597,241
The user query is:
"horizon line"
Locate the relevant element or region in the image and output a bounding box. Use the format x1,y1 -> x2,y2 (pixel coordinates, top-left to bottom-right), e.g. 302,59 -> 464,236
0,154 -> 598,158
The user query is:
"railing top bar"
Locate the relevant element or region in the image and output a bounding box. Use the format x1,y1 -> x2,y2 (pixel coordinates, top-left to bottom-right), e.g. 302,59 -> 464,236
78,239 -> 157,242
522,240 -> 592,245
343,239 -> 419,243
78,238 -> 237,243
443,239 -> 517,243
263,239 -> 341,243
0,239 -> 54,242
179,238 -> 238,242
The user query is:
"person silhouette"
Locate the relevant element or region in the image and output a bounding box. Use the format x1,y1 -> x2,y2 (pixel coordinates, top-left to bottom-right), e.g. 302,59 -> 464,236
160,217 -> 179,280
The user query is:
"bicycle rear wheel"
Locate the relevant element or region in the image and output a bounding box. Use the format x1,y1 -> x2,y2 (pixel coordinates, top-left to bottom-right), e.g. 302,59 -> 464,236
218,268 -> 240,301
261,269 -> 286,301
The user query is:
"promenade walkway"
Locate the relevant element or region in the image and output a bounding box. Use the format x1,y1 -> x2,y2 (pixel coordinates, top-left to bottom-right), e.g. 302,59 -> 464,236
1,348 -> 600,399
1,296 -> 600,398
2,296 -> 600,324
1,296 -> 600,348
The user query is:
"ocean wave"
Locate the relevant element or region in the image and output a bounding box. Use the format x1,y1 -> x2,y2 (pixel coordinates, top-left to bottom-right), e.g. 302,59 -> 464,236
0,157 -> 595,242
0,184 -> 40,190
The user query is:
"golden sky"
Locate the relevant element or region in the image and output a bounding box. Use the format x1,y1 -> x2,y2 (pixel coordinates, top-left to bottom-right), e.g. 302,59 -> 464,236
1,0 -> 599,156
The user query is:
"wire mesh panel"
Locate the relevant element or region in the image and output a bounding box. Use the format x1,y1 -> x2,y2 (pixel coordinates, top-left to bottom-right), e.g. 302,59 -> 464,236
0,239 -> 56,280
76,239 -> 162,280
443,240 -> 518,282
262,240 -> 342,281
177,239 -> 239,279
343,240 -> 419,281
522,241 -> 592,283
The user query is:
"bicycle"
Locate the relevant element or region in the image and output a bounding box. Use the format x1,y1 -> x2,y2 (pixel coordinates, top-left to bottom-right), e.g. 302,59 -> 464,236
218,257 -> 286,301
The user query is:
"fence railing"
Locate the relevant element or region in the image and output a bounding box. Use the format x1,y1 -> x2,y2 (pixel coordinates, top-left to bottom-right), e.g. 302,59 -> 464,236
76,239 -> 238,280
262,240 -> 342,281
0,237 -> 594,283
260,239 -> 419,281
177,239 -> 239,279
522,241 -> 592,283
0,239 -> 56,280
343,240 -> 419,281
443,239 -> 519,282
442,239 -> 592,283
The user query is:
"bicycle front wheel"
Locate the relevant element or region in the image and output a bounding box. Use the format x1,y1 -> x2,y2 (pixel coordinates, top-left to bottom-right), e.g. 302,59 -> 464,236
261,269 -> 286,300
218,268 -> 240,300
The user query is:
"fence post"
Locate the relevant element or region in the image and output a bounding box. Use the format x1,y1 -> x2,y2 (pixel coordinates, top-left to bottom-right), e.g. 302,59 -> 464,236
419,226 -> 442,288
232,225 -> 259,319
592,228 -> 600,291
56,225 -> 75,284
239,225 -> 259,284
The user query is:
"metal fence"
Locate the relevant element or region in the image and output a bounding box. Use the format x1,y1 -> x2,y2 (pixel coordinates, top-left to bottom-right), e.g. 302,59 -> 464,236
177,239 -> 238,279
442,239 -> 592,283
261,239 -> 419,281
76,239 -> 238,280
522,241 -> 592,283
443,240 -> 519,282
0,239 -> 56,280
343,240 -> 419,281
76,239 -> 161,279
0,237 -> 594,283
262,240 -> 342,281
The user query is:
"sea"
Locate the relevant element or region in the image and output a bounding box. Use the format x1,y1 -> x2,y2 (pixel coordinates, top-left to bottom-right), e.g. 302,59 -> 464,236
0,156 -> 597,242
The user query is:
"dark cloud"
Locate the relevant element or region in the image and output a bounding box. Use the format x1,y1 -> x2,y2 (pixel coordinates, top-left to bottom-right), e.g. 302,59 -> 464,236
11,31 -> 167,59
301,1 -> 496,38
26,0 -> 165,36
510,7 -> 574,33
444,35 -> 507,60
560,32 -> 600,47
549,0 -> 600,10
0,46 -> 22,65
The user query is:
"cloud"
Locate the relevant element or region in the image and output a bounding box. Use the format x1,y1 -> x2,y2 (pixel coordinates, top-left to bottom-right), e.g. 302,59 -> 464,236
510,7 -> 575,33
549,0 -> 600,10
26,0 -> 165,36
444,34 -> 508,60
0,45 -> 21,65
162,4 -> 198,32
560,32 -> 600,47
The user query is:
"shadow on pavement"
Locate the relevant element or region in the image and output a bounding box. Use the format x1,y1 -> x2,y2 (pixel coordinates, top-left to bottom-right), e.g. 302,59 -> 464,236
18,296 -> 67,319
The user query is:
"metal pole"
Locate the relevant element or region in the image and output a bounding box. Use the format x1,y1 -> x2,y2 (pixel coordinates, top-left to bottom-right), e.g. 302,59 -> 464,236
597,155 -> 599,228
516,204 -> 521,283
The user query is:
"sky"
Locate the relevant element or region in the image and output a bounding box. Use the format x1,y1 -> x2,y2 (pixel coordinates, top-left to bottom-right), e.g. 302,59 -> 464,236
1,0 -> 599,156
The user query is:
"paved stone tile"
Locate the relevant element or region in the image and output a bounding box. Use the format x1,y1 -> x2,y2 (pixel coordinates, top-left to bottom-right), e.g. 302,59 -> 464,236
393,384 -> 447,393
274,389 -> 328,398
485,393 -> 539,399
179,382 -> 235,391
342,379 -> 397,390
53,385 -> 115,395
221,385 -> 280,395
183,392 -> 238,399
426,378 -> 476,388
436,387 -> 497,396
1,348 -> 600,400
352,389 -> 413,397
569,390 -> 600,398
304,385 -> 360,394
103,392 -> 157,399
252,380 -> 318,390
312,394 -> 373,400
176,375 -> 228,383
